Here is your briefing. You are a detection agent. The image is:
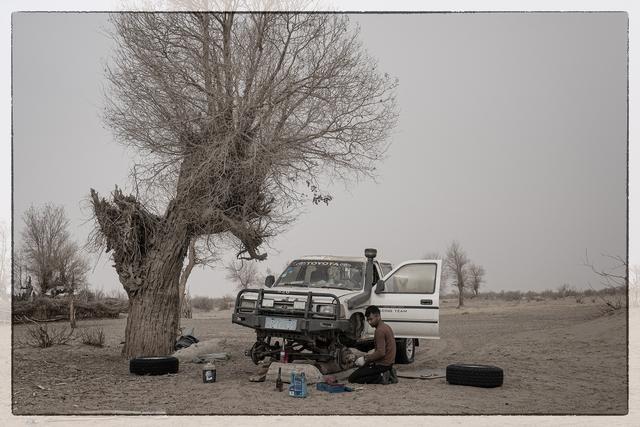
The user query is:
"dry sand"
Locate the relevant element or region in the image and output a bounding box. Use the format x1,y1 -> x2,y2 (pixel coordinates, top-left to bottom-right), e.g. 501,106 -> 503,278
11,297 -> 627,415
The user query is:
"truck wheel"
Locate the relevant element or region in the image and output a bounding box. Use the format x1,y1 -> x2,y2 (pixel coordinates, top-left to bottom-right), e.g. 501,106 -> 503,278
249,341 -> 268,365
395,338 -> 415,364
446,364 -> 504,388
349,314 -> 365,339
336,347 -> 355,371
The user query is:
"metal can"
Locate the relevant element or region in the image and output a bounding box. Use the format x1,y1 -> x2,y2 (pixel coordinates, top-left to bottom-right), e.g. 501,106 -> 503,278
202,362 -> 216,383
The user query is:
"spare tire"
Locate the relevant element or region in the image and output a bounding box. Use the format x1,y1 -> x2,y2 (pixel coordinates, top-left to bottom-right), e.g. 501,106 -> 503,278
130,356 -> 179,375
446,363 -> 503,388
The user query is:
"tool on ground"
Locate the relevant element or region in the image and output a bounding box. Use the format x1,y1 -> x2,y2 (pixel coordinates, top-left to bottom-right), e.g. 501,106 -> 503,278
316,382 -> 353,393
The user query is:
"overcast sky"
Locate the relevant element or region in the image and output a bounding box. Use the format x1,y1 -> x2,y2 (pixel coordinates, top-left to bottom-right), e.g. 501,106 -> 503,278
12,12 -> 627,298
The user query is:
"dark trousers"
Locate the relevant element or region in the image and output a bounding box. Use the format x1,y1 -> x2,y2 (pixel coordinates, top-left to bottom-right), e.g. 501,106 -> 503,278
348,363 -> 392,384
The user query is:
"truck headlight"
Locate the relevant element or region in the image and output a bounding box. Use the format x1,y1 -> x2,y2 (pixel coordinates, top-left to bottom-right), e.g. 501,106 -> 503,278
262,299 -> 274,308
240,298 -> 256,309
316,304 -> 335,314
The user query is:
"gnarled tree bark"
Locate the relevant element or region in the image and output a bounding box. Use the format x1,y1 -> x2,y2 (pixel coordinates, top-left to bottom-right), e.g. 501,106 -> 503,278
91,189 -> 190,357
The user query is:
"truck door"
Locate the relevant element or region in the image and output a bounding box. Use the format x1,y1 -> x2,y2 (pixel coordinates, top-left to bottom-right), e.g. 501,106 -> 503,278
366,260 -> 441,339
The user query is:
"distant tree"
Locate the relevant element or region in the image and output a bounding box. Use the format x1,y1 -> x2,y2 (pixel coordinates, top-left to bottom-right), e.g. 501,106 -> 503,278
468,263 -> 485,297
21,204 -> 89,296
226,259 -> 260,290
20,204 -> 89,326
583,251 -> 628,312
444,241 -> 470,308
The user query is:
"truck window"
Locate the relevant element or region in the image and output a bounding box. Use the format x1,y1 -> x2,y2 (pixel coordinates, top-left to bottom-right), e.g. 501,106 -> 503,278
383,263 -> 437,294
274,260 -> 365,291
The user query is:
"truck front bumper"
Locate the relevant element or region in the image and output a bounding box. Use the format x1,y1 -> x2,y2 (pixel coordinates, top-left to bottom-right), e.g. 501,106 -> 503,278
232,312 -> 353,335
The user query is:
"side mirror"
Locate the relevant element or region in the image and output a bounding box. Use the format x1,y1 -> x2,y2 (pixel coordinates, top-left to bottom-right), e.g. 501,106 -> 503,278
265,275 -> 275,288
374,279 -> 385,294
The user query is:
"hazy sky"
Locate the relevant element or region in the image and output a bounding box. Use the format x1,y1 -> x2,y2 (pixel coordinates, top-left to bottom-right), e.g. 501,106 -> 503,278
12,12 -> 627,298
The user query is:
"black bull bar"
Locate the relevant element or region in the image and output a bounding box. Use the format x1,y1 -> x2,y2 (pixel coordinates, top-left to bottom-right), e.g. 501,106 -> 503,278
232,288 -> 353,336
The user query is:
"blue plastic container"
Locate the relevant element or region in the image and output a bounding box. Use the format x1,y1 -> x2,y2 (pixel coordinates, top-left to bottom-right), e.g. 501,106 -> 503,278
288,372 -> 308,398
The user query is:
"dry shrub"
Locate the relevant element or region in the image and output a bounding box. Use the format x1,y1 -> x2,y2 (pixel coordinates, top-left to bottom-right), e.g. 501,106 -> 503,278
79,328 -> 105,347
500,290 -> 522,301
191,296 -> 215,311
12,296 -> 127,323
215,295 -> 235,311
557,284 -> 578,298
20,318 -> 74,348
539,289 -> 559,300
595,285 -> 626,315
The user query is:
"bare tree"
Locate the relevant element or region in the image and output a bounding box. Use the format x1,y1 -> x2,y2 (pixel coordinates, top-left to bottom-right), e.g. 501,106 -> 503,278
89,12 -> 398,357
21,204 -> 88,297
468,263 -> 485,297
583,251 -> 627,312
21,204 -> 69,295
20,205 -> 89,326
444,241 -> 470,308
226,259 -> 260,290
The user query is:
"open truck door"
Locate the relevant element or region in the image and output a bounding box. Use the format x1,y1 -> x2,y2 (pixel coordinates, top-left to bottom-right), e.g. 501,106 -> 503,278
366,260 -> 441,339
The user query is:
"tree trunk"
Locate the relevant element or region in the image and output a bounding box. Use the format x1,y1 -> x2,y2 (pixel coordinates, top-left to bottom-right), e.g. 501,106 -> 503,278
457,285 -> 464,308
122,216 -> 189,357
69,295 -> 76,329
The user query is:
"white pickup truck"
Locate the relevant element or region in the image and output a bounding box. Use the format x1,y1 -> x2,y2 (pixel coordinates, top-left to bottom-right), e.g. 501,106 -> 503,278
232,248 -> 442,370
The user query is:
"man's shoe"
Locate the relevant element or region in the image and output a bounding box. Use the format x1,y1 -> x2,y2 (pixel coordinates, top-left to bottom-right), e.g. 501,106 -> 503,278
380,370 -> 390,385
388,367 -> 398,384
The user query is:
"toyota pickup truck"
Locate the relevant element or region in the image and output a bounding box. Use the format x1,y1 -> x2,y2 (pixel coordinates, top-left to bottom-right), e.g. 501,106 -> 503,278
232,248 -> 441,370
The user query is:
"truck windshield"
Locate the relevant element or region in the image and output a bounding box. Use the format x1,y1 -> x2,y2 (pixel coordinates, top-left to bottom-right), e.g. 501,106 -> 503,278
273,260 -> 365,291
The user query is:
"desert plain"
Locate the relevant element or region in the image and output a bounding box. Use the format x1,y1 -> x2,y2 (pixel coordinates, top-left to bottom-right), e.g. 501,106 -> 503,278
11,296 -> 628,415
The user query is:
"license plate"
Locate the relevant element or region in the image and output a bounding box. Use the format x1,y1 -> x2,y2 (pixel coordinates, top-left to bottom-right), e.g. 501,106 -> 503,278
265,317 -> 297,331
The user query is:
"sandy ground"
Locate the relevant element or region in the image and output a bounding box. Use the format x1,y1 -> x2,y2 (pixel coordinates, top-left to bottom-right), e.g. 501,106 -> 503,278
10,297 -> 627,415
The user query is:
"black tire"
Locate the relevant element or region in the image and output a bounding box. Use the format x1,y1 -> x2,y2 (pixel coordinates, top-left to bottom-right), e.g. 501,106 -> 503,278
395,338 -> 416,364
129,356 -> 179,375
446,363 -> 503,388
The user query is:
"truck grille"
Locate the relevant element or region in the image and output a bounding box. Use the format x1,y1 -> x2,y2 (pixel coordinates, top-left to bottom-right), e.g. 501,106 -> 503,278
274,301 -> 295,310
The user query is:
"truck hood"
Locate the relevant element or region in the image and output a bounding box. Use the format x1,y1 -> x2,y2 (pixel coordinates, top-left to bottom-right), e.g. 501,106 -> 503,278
258,286 -> 361,301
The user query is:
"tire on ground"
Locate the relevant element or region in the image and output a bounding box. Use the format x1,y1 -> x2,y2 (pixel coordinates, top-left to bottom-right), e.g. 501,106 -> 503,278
130,356 -> 179,375
446,363 -> 503,388
395,338 -> 416,364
